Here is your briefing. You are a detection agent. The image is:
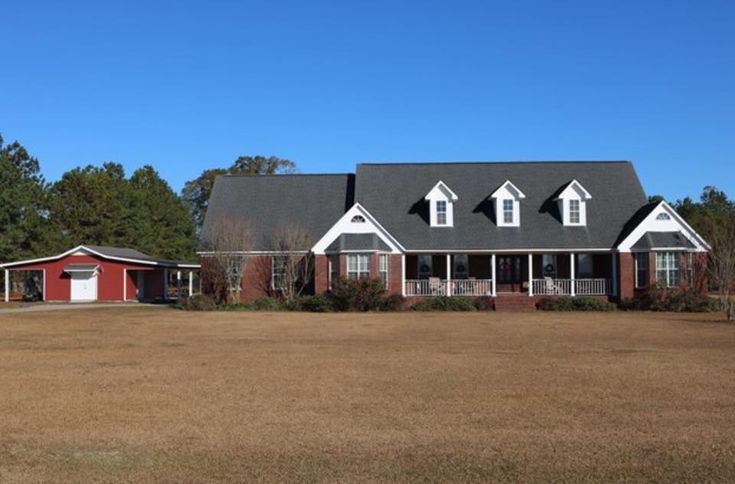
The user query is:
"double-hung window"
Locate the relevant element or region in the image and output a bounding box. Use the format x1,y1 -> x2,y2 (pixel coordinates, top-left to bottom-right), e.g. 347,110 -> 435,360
347,254 -> 370,280
569,199 -> 581,224
656,252 -> 680,287
271,256 -> 287,291
436,200 -> 447,225
502,199 -> 514,224
634,252 -> 648,288
379,254 -> 388,286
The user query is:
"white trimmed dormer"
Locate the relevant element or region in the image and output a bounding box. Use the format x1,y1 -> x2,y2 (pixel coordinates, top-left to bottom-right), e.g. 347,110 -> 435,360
490,180 -> 525,227
424,181 -> 458,227
555,179 -> 592,226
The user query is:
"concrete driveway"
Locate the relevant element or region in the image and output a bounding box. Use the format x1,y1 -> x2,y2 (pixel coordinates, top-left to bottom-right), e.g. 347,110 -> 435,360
0,303 -> 167,315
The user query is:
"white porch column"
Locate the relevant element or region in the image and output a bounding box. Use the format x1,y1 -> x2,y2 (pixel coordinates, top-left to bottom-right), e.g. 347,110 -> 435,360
611,252 -> 618,297
400,254 -> 406,297
491,254 -> 497,297
4,269 -> 9,303
123,269 -> 127,302
446,254 -> 452,296
528,253 -> 533,296
162,269 -> 168,301
189,270 -> 194,296
176,270 -> 182,297
570,253 -> 576,297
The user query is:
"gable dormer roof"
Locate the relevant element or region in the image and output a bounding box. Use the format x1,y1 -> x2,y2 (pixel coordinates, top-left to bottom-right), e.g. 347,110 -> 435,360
424,180 -> 458,202
490,180 -> 526,200
554,179 -> 592,200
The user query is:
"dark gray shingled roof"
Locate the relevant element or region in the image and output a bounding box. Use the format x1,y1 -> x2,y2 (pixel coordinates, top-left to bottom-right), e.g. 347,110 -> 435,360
631,231 -> 695,250
201,174 -> 355,251
354,161 -> 648,250
85,245 -> 196,267
325,234 -> 391,253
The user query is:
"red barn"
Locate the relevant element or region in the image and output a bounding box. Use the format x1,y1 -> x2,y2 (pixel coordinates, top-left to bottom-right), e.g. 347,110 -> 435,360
1,245 -> 199,302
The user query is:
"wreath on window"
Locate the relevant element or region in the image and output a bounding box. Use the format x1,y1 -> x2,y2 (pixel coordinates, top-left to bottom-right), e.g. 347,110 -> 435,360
544,264 -> 554,273
420,264 -> 430,273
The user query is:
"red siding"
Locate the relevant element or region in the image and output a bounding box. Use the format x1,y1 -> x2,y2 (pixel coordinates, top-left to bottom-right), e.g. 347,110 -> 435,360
8,253 -> 163,301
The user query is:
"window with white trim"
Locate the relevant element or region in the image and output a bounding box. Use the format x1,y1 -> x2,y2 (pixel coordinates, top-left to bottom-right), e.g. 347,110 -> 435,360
656,252 -> 680,287
271,256 -> 287,291
436,200 -> 447,226
634,252 -> 648,289
569,199 -> 581,224
347,254 -> 370,280
502,199 -> 514,224
328,255 -> 339,290
379,254 -> 388,286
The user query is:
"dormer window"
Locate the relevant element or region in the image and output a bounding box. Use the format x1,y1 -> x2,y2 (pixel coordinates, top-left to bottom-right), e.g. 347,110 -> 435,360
569,199 -> 580,224
424,181 -> 458,227
502,199 -> 514,224
491,181 -> 525,227
436,200 -> 447,225
555,179 -> 591,227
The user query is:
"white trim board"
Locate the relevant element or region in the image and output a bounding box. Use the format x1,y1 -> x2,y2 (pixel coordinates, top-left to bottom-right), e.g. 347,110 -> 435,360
311,203 -> 405,255
616,201 -> 709,253
0,245 -> 200,269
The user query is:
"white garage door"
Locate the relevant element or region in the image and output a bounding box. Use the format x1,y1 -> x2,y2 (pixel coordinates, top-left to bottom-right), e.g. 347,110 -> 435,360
70,271 -> 98,301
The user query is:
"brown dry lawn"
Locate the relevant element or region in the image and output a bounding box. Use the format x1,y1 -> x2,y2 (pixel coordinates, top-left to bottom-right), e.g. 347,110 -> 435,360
0,308 -> 734,483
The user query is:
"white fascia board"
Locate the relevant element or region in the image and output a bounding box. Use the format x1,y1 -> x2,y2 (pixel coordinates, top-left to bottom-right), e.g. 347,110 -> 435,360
0,245 -> 88,268
424,181 -> 458,202
555,179 -> 592,200
403,248 -> 614,253
490,180 -> 526,200
1,245 -> 199,269
311,203 -> 405,255
617,201 -> 710,252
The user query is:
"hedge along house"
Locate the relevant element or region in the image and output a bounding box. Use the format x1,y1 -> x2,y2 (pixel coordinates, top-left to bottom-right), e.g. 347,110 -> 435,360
199,161 -> 709,306
1,245 -> 200,302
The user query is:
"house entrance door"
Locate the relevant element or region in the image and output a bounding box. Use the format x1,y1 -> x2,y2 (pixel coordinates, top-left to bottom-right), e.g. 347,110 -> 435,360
496,256 -> 523,293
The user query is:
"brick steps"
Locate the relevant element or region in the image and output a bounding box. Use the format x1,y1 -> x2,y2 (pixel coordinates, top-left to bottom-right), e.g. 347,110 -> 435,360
493,294 -> 537,311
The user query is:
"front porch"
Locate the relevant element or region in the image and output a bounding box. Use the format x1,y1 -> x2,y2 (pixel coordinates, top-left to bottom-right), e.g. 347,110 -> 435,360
402,253 -> 616,297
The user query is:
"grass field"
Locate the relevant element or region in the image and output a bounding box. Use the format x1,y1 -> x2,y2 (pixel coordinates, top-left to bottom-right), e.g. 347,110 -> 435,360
0,308 -> 734,483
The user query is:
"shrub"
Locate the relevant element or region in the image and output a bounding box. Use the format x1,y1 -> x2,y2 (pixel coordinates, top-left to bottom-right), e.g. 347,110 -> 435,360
328,277 -> 393,311
292,294 -> 334,312
537,296 -> 616,311
241,297 -> 286,311
410,297 -> 476,311
176,294 -> 217,311
379,294 -> 406,311
621,286 -> 719,312
474,296 -> 495,311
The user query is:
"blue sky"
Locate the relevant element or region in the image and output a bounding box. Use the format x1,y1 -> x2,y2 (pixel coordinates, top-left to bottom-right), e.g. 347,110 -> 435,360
2,0 -> 733,201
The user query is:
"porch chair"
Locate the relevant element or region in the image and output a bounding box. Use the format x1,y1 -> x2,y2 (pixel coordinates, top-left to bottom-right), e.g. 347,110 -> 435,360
428,277 -> 444,296
543,276 -> 563,295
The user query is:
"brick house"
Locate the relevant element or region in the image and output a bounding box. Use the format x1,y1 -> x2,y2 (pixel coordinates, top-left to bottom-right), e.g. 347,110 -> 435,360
199,161 -> 709,303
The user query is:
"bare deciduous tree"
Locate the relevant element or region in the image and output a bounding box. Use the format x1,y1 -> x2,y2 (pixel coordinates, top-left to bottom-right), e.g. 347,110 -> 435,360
707,210 -> 735,320
200,217 -> 255,303
270,225 -> 313,301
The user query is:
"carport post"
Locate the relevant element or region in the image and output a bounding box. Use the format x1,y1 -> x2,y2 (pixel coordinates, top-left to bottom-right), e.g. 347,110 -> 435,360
189,270 -> 194,295
162,269 -> 168,301
176,270 -> 182,297
4,269 -> 9,302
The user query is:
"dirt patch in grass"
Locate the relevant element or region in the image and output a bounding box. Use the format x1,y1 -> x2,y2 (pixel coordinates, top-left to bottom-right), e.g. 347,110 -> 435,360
1,308 -> 734,482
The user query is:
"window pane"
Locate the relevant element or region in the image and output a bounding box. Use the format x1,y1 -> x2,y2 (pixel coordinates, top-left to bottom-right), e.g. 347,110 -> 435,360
569,200 -> 580,224
502,200 -> 514,224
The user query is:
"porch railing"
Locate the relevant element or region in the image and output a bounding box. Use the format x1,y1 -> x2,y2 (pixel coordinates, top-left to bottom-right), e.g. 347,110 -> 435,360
405,279 -> 448,297
532,278 -> 609,296
404,279 -> 494,297
452,279 -> 493,296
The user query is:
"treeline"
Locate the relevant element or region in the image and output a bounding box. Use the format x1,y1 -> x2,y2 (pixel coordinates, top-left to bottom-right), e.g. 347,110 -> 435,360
0,134 -> 297,263
0,135 -> 194,262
